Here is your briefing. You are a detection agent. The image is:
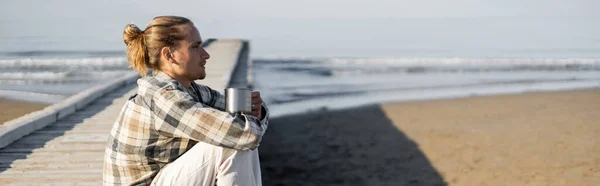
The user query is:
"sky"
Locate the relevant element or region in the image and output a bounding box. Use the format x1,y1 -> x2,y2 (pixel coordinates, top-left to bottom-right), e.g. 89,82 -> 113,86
1,0 -> 599,58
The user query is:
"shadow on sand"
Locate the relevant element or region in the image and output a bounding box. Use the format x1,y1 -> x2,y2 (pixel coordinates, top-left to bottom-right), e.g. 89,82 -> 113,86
259,104 -> 447,186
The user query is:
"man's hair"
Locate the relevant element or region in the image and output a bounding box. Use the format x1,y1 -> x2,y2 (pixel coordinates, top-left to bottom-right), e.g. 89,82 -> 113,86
123,16 -> 192,76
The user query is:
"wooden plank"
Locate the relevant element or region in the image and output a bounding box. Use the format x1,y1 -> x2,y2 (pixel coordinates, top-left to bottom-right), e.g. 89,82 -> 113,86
0,181 -> 101,186
0,146 -> 105,153
1,168 -> 102,175
3,141 -> 107,150
3,160 -> 103,168
0,176 -> 102,183
0,162 -> 102,169
0,155 -> 104,163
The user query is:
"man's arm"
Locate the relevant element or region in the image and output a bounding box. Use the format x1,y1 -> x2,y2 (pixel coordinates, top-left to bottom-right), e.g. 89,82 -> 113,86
194,84 -> 226,111
196,84 -> 270,121
152,86 -> 267,150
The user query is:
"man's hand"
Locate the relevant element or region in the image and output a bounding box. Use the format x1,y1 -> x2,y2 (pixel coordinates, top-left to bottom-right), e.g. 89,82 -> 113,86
249,90 -> 263,120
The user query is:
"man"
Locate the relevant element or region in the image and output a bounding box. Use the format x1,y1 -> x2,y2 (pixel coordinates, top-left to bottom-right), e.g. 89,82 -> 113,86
104,16 -> 268,186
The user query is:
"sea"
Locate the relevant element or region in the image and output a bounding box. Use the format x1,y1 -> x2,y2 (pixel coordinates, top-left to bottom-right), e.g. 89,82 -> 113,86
1,52 -> 599,117
1,18 -> 600,117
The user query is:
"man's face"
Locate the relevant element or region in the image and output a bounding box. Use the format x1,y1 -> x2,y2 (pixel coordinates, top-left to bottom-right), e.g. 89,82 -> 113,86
172,24 -> 210,81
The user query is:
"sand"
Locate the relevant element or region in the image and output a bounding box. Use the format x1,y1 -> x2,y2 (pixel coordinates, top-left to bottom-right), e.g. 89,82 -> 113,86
0,98 -> 49,125
259,89 -> 600,186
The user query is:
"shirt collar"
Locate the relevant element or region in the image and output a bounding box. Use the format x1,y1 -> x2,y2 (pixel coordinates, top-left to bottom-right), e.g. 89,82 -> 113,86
153,71 -> 174,83
153,71 -> 201,102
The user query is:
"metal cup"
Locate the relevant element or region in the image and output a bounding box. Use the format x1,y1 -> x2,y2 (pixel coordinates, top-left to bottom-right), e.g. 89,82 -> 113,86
225,88 -> 252,114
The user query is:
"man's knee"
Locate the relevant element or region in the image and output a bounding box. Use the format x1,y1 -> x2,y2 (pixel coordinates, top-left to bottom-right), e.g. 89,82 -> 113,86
217,149 -> 261,186
153,142 -> 226,185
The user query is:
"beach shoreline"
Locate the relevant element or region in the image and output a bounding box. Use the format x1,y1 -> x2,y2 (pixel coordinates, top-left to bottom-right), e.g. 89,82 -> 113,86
0,98 -> 49,126
259,88 -> 600,185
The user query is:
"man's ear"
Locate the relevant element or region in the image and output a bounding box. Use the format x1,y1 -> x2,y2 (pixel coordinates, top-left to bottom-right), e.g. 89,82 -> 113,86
160,47 -> 176,63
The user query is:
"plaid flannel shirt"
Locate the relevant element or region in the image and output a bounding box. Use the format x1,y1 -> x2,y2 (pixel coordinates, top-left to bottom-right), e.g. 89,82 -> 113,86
103,72 -> 269,185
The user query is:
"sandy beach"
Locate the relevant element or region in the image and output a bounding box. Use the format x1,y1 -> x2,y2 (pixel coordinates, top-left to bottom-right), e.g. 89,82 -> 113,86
0,98 -> 48,125
259,89 -> 600,186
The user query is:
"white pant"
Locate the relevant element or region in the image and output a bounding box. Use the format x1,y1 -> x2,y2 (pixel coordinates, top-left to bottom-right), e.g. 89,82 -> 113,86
151,142 -> 262,186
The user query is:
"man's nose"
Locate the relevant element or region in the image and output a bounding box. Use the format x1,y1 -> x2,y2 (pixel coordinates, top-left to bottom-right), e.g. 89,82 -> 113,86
202,49 -> 210,60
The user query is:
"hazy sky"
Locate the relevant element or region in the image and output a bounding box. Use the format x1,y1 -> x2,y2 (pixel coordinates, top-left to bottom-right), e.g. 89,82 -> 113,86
2,0 -> 599,19
1,0 -> 599,57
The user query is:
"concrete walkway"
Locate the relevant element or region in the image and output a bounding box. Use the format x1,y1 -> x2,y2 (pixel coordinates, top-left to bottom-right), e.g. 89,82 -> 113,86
0,39 -> 248,185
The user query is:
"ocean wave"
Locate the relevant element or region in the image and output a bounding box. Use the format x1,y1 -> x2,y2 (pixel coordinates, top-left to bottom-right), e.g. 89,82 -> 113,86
268,78 -> 600,104
276,66 -> 335,76
333,64 -> 600,76
0,71 -> 133,84
263,58 -> 600,77
274,64 -> 600,77
0,72 -> 73,80
325,58 -> 600,66
0,79 -> 98,85
0,50 -> 125,58
0,57 -> 128,68
0,71 -> 131,80
0,89 -> 67,104
256,57 -> 600,65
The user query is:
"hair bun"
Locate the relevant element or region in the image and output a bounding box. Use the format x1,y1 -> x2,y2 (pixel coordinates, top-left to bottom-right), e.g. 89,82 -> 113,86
123,24 -> 143,45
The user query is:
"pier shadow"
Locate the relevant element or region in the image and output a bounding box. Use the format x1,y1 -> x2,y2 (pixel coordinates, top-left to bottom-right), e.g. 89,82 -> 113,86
0,83 -> 136,173
259,105 -> 447,186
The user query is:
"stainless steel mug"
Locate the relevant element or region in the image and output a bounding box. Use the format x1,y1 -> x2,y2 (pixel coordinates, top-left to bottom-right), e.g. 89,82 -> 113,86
225,88 -> 252,114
